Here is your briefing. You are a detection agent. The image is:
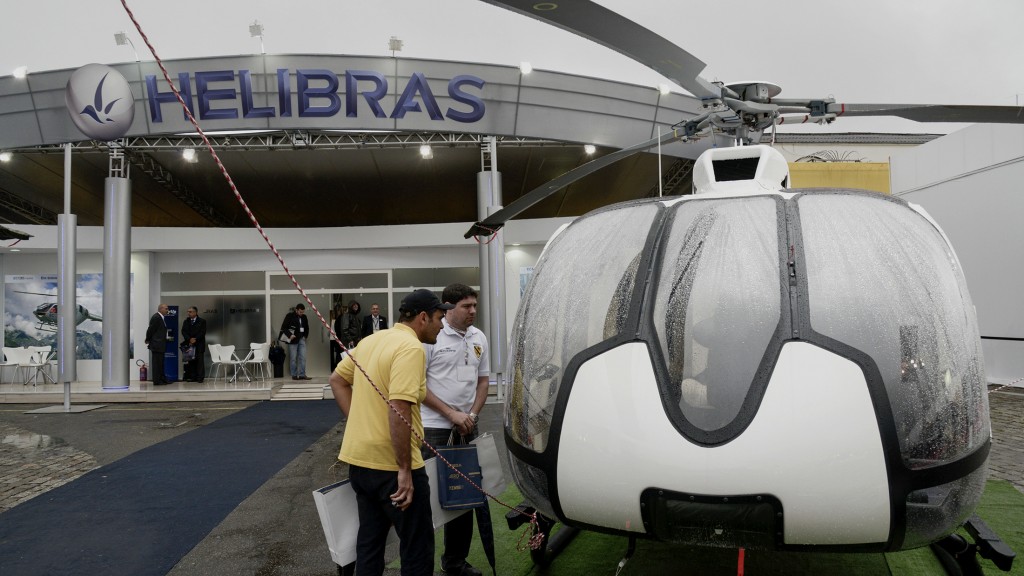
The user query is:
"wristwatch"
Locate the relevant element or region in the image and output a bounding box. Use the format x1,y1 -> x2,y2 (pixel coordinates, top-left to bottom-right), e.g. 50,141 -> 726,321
469,412 -> 479,424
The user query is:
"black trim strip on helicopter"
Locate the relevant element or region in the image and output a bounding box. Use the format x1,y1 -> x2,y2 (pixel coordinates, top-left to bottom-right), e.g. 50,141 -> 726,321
981,335 -> 1024,341
643,194 -> 791,447
788,189 -> 992,551
503,197 -> 670,525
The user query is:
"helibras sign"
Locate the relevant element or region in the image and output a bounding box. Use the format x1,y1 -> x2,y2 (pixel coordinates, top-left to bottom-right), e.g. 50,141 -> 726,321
145,68 -> 486,124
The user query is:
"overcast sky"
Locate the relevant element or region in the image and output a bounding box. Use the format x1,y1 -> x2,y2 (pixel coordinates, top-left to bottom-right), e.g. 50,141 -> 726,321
2,0 -> 1021,134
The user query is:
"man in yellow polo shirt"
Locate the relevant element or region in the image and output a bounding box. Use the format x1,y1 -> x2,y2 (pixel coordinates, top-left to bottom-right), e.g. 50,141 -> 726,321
330,288 -> 452,576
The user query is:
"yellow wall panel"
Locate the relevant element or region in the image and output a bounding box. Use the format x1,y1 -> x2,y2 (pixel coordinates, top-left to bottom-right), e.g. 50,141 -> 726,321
788,162 -> 890,194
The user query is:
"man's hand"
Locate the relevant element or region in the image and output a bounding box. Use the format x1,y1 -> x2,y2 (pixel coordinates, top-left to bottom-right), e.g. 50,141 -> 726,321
390,468 -> 414,511
450,410 -> 475,436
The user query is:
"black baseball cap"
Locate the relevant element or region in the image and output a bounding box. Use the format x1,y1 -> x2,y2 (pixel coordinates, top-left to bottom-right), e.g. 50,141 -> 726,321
400,289 -> 454,314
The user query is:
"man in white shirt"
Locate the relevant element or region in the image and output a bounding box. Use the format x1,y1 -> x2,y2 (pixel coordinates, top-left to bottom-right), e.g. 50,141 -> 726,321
420,283 -> 490,576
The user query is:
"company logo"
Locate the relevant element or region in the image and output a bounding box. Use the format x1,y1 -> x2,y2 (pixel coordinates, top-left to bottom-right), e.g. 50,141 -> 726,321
146,68 -> 486,124
65,63 -> 136,141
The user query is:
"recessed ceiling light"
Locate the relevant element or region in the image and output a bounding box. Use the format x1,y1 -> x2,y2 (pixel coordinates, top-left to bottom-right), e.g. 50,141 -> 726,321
12,66 -> 28,79
584,144 -> 596,155
519,62 -> 533,74
0,151 -> 12,162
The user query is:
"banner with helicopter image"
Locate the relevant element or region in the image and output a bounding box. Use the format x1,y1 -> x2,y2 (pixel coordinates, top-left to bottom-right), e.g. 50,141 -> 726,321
3,273 -> 122,360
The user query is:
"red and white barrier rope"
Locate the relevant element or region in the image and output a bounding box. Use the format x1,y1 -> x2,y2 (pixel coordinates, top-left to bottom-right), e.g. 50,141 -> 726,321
118,0 -> 539,546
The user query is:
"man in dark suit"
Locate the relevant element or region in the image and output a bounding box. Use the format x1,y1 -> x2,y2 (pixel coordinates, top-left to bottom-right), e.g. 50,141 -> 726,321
361,303 -> 387,339
180,306 -> 207,383
145,303 -> 170,385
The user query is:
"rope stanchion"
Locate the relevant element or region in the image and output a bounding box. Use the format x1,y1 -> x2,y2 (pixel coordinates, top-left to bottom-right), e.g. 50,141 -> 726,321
118,0 -> 541,548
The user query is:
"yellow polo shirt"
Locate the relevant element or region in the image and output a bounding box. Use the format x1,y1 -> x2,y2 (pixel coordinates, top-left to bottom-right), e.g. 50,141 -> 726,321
336,323 -> 426,471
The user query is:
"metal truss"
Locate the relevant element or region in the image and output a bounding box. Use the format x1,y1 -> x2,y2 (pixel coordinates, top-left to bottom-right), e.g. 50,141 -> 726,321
647,157 -> 695,198
24,132 -> 565,153
0,188 -> 57,225
125,150 -> 233,227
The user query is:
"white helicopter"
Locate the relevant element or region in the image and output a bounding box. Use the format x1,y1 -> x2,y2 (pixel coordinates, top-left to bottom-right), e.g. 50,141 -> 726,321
14,291 -> 103,332
464,1 -> 1019,573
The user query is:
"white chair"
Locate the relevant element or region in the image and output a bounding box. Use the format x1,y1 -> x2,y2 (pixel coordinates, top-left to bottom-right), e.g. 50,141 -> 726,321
5,347 -> 45,386
210,344 -> 248,383
207,343 -> 223,382
241,342 -> 270,383
1,347 -> 23,383
28,346 -> 56,384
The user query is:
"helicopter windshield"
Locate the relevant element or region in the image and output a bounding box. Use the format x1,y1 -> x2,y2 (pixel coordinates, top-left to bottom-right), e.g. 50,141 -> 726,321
799,192 -> 989,469
652,197 -> 781,432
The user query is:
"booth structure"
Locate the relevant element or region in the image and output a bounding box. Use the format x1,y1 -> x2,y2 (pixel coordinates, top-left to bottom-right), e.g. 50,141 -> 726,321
0,54 -> 1019,391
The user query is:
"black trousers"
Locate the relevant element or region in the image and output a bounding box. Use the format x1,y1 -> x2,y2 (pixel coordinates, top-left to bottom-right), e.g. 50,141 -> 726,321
150,343 -> 166,383
422,426 -> 477,570
349,465 -> 434,576
183,343 -> 206,382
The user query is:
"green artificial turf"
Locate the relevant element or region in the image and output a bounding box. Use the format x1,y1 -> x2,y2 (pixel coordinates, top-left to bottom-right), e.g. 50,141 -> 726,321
445,480 -> 1023,575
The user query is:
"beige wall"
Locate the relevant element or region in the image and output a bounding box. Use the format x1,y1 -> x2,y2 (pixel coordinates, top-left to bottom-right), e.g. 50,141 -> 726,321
788,162 -> 890,194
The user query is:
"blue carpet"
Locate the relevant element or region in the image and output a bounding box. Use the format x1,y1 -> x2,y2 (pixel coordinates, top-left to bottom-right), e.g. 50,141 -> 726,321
0,400 -> 340,576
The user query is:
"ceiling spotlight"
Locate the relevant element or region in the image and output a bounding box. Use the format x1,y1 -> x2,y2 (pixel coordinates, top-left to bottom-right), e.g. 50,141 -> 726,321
0,151 -> 11,162
584,144 -> 596,155
519,62 -> 533,75
13,66 -> 28,79
249,20 -> 265,54
388,36 -> 404,56
419,144 -> 433,159
658,83 -> 671,95
114,31 -> 140,62
182,148 -> 197,162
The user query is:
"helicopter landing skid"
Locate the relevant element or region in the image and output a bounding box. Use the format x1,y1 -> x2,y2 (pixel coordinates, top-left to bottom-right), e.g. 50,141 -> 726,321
930,515 -> 1015,575
505,504 -> 580,567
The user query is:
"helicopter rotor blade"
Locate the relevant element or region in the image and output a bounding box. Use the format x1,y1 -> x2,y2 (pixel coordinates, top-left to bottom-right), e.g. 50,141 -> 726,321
464,128 -> 688,238
478,0 -> 722,102
826,103 -> 1024,124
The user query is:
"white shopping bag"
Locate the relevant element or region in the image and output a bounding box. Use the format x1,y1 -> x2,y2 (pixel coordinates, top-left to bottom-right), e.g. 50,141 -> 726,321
312,432 -> 507,567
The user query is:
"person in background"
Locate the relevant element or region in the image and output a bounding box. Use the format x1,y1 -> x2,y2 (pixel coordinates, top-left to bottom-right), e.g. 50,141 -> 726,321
361,303 -> 388,339
280,303 -> 311,380
180,306 -> 207,383
420,284 -> 490,576
145,303 -> 171,385
329,289 -> 452,576
331,302 -> 345,368
339,300 -> 363,349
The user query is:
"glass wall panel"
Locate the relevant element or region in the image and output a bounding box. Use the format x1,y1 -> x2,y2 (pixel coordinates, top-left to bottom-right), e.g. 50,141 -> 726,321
162,271 -> 265,292
162,295 -> 266,376
269,273 -> 387,291
392,268 -> 479,288
270,293 -> 332,376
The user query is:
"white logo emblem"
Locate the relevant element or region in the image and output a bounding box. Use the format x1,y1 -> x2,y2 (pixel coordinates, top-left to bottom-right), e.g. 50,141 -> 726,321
65,63 -> 136,141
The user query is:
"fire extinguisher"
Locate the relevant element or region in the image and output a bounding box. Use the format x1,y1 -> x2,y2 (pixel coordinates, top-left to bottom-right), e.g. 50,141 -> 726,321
137,359 -> 148,382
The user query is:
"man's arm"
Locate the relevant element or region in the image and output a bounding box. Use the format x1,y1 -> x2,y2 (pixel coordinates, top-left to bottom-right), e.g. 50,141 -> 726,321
470,374 -> 489,419
328,370 -> 352,416
424,388 -> 475,436
388,399 -> 415,510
